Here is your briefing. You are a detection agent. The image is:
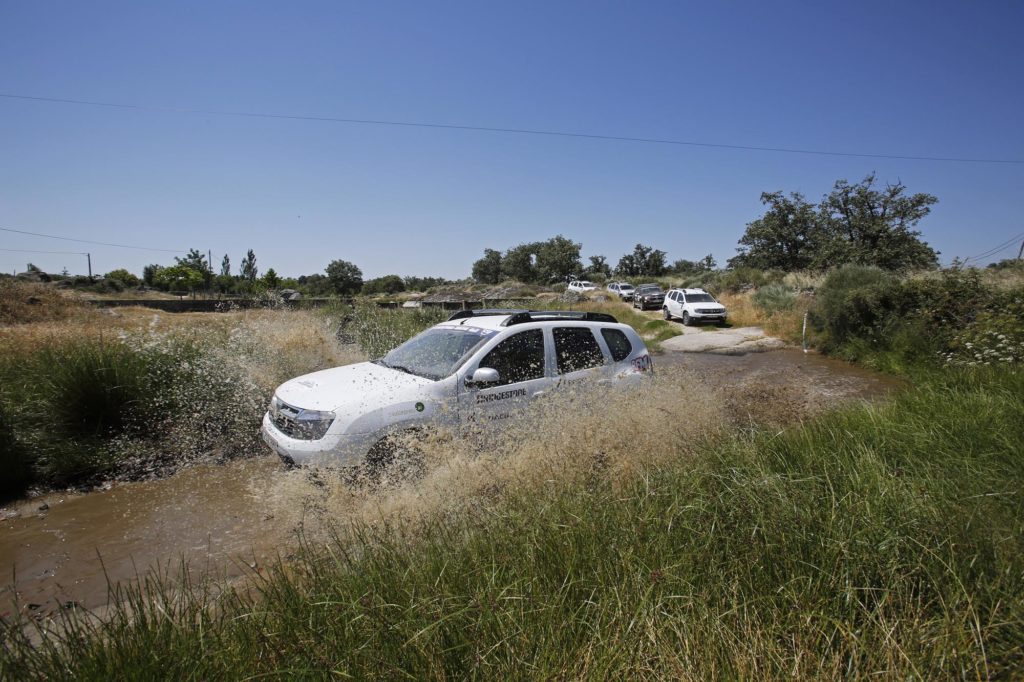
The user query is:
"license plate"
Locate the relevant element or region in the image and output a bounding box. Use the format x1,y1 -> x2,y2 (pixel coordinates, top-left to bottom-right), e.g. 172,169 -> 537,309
261,428 -> 281,454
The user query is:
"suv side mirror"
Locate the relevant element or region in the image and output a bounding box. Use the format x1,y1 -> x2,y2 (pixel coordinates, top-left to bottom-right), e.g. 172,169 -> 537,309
466,367 -> 500,386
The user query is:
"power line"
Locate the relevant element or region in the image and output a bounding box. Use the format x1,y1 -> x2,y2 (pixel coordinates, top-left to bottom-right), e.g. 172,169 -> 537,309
0,226 -> 183,253
962,231 -> 1024,263
2,92 -> 1022,166
0,247 -> 87,254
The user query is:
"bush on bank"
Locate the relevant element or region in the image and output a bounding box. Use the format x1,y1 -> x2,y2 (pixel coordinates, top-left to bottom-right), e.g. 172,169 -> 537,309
0,334 -> 267,497
811,266 -> 1024,372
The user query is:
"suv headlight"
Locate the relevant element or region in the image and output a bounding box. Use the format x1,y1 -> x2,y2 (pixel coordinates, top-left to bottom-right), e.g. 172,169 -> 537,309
269,397 -> 336,440
294,409 -> 336,439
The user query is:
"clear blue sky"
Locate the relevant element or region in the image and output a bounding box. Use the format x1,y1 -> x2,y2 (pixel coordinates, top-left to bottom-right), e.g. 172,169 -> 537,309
2,1 -> 1022,279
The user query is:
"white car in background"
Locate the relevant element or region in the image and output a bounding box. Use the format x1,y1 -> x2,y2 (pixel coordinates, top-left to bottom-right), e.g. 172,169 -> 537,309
607,282 -> 635,301
566,280 -> 598,294
260,309 -> 653,469
663,288 -> 728,326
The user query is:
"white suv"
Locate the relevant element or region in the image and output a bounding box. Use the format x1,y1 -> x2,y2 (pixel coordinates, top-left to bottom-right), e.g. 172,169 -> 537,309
261,309 -> 653,467
607,282 -> 635,301
663,288 -> 727,326
566,280 -> 598,294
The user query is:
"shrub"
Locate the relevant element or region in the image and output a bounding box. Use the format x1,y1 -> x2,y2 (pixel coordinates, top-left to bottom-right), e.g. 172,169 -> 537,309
34,341 -> 157,439
703,267 -> 784,294
944,291 -> 1024,366
811,265 -> 895,349
751,283 -> 796,313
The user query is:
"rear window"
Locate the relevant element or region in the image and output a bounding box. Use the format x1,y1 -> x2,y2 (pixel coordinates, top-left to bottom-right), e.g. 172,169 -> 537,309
553,327 -> 605,374
601,328 -> 632,362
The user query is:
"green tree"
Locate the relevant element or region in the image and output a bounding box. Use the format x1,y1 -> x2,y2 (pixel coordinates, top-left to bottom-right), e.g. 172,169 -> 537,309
502,243 -> 540,283
817,174 -> 939,270
587,255 -> 612,279
297,273 -> 333,296
730,191 -> 822,270
731,176 -> 939,272
403,276 -> 449,291
534,235 -> 583,283
616,244 -> 667,277
325,259 -> 364,295
175,249 -> 213,290
671,254 -> 717,277
220,254 -> 231,277
362,275 -> 406,295
240,250 -> 258,282
104,269 -> 141,287
471,249 -> 504,284
143,264 -> 161,286
263,268 -> 281,288
155,264 -> 204,296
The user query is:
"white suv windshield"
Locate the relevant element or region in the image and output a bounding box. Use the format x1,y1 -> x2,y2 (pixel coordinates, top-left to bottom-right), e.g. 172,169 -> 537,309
686,293 -> 716,303
620,284 -> 634,290
378,327 -> 497,380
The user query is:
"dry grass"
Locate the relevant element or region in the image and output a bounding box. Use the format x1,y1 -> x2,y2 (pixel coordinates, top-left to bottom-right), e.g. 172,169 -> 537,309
0,280 -> 89,326
717,291 -> 808,342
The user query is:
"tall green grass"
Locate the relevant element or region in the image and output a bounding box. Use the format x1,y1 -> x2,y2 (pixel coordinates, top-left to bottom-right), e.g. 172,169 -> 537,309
335,302 -> 448,357
4,367 -> 1021,678
0,400 -> 32,499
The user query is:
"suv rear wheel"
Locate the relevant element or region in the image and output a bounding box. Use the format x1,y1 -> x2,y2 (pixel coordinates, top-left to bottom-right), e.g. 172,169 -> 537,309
663,307 -> 671,321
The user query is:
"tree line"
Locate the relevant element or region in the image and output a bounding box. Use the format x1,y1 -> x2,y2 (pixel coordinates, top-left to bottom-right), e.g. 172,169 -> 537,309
65,173 -> 941,297
128,251 -> 450,298
468,175 -> 939,285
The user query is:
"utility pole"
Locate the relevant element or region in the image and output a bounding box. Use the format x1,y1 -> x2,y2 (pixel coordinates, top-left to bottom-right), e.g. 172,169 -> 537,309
1017,239 -> 1024,262
86,253 -> 92,279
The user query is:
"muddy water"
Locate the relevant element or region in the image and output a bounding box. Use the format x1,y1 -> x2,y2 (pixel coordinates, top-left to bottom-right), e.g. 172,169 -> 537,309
0,349 -> 903,620
659,348 -> 904,402
0,458 -> 287,619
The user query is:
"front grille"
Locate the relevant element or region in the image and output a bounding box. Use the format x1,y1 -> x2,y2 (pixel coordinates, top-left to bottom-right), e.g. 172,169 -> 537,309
697,308 -> 724,315
270,400 -> 310,439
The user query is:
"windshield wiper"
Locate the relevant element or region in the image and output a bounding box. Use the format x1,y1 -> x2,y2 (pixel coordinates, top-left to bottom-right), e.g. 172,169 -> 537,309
375,359 -> 416,376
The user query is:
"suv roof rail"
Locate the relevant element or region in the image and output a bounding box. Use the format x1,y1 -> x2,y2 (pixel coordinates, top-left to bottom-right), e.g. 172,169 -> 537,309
504,310 -> 618,326
447,309 -> 619,325
447,308 -> 529,321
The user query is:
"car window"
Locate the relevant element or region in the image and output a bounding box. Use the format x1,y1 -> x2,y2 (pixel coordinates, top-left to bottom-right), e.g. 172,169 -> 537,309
478,329 -> 545,386
687,293 -> 716,302
553,327 -> 605,374
601,328 -> 632,362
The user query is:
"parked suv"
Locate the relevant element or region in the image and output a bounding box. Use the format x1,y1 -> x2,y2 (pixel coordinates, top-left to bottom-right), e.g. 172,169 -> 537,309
632,284 -> 665,311
567,280 -> 598,294
663,288 -> 727,326
607,282 -> 635,301
261,309 -> 653,467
